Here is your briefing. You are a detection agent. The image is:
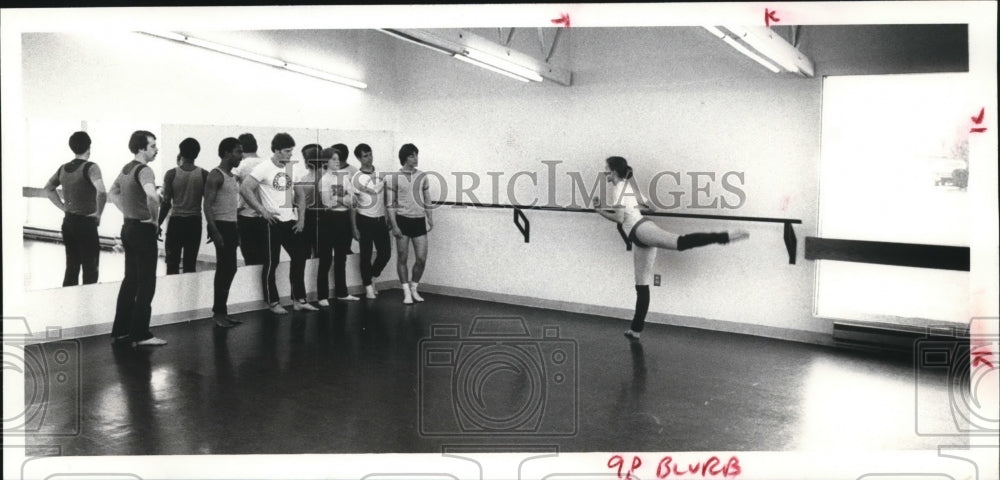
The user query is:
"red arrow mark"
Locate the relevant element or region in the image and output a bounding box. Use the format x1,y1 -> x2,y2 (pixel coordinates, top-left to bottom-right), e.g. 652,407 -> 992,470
551,13 -> 571,28
972,107 -> 985,124
765,8 -> 780,27
972,348 -> 994,369
971,107 -> 987,133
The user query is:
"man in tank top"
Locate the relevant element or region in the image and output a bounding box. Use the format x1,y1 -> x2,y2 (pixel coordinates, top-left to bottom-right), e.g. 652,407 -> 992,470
204,137 -> 244,328
158,137 -> 207,274
109,130 -> 166,347
386,143 -> 433,304
44,131 -> 107,286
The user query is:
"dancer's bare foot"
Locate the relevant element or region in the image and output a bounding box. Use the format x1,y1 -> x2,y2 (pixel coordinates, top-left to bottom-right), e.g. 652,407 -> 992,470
727,229 -> 750,243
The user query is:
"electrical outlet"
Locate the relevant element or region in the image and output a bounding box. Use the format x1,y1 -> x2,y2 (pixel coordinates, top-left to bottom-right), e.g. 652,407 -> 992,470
653,274 -> 661,286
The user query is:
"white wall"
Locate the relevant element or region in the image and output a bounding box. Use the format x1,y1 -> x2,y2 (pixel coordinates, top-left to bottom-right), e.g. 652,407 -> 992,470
394,27 -> 824,337
20,30 -> 399,130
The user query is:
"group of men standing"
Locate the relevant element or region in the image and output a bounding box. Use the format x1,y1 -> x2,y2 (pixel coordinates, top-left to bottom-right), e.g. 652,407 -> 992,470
46,130 -> 434,348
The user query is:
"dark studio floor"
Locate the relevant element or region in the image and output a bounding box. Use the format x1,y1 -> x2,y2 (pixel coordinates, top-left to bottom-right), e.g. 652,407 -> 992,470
24,290 -> 963,456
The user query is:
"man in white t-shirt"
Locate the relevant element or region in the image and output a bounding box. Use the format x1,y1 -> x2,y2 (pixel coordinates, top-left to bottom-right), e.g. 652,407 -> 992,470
352,143 -> 392,299
239,132 -> 315,314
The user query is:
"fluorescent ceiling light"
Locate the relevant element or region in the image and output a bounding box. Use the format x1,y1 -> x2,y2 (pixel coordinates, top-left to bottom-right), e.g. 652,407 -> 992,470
137,31 -> 366,89
703,26 -> 781,74
379,28 -> 572,86
464,49 -> 543,82
726,26 -> 800,73
141,31 -> 187,42
183,36 -> 287,68
721,36 -> 781,73
284,63 -> 367,89
703,26 -> 726,39
453,54 -> 531,82
379,29 -> 453,55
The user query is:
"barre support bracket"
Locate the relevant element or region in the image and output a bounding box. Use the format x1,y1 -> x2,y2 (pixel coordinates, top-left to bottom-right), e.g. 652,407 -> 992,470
513,208 -> 530,243
617,223 -> 633,251
784,222 -> 797,264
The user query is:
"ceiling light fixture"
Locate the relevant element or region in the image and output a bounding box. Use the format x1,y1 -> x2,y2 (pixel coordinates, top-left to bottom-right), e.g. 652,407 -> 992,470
379,28 -> 571,86
138,31 -> 367,89
453,53 -> 531,82
703,25 -> 813,77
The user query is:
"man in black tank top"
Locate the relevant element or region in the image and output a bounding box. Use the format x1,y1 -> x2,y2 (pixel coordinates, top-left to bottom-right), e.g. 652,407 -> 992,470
44,131 -> 108,286
158,138 -> 207,274
205,138 -> 244,328
109,130 -> 166,347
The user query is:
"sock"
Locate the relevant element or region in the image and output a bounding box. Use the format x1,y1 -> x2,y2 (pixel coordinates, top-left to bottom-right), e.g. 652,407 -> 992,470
677,232 -> 729,251
402,282 -> 413,300
411,282 -> 419,293
630,285 -> 650,333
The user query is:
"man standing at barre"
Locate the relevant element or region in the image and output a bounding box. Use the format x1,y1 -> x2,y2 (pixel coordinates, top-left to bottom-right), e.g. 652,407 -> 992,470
386,143 -> 433,305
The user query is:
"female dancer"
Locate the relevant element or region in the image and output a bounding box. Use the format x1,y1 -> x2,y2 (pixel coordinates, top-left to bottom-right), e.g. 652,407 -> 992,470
592,156 -> 748,339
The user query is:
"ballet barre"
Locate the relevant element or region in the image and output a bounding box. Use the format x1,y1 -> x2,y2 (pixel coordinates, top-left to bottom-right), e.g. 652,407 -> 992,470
429,200 -> 803,264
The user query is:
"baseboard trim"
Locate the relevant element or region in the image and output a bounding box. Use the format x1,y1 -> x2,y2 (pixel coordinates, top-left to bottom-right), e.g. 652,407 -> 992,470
45,280 -> 398,343
44,281 -> 830,348
417,284 -> 833,347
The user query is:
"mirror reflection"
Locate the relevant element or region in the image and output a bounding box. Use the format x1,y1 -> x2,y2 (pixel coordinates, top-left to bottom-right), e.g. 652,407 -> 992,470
23,120 -> 394,291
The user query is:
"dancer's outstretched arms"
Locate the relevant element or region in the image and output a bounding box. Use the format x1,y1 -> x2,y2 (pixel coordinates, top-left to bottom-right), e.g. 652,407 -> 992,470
591,196 -> 623,224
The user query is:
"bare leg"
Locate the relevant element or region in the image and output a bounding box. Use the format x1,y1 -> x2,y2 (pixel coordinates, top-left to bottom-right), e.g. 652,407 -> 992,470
396,236 -> 414,304
634,221 -> 679,250
633,245 -> 656,285
396,236 -> 410,284
411,235 -> 428,282
409,234 -> 428,302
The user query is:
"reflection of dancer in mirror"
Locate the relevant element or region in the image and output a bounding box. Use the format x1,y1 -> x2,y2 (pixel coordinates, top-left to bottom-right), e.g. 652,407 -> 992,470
44,131 -> 107,286
592,156 -> 749,340
158,138 -> 207,274
387,144 -> 433,304
233,133 -> 267,266
204,137 -> 244,328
